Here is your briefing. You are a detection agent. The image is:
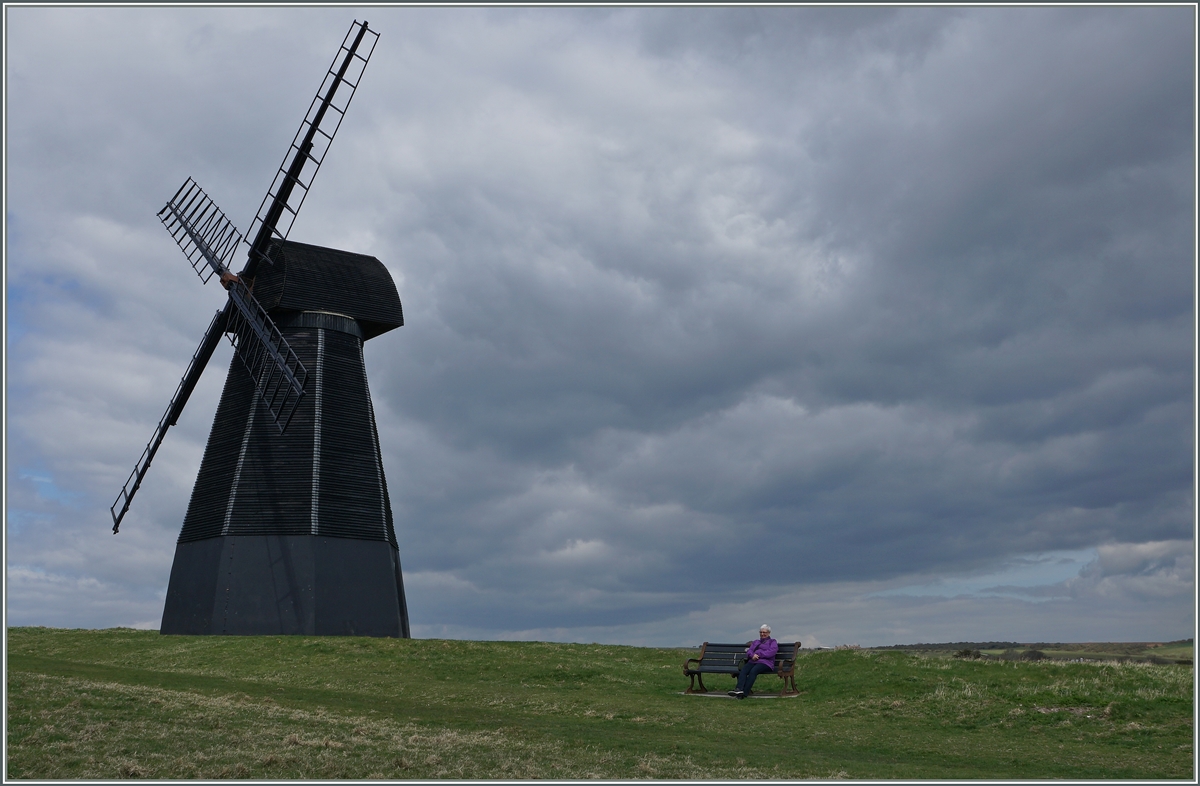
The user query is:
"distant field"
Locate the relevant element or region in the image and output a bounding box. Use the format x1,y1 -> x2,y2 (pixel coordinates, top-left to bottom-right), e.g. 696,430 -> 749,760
872,640 -> 1194,665
7,628 -> 1194,779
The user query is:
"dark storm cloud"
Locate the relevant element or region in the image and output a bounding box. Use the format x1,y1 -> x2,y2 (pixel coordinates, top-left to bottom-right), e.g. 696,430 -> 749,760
5,6 -> 1193,644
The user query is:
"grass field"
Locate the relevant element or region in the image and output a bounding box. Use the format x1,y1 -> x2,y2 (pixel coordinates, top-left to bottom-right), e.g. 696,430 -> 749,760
6,627 -> 1194,779
874,640 -> 1194,665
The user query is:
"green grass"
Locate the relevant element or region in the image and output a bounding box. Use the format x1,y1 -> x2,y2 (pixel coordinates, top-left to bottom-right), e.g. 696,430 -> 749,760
974,642 -> 1195,664
7,627 -> 1194,779
877,640 -> 1194,664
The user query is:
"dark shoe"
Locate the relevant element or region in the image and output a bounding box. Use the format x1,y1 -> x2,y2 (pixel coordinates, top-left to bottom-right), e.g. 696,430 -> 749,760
736,691 -> 747,699
727,690 -> 738,697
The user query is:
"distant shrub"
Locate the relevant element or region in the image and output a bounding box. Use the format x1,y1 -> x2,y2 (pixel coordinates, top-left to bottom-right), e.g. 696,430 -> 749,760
1019,650 -> 1045,661
954,649 -> 982,659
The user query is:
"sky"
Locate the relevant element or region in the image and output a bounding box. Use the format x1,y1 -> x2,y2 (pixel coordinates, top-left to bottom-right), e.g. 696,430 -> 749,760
4,5 -> 1196,648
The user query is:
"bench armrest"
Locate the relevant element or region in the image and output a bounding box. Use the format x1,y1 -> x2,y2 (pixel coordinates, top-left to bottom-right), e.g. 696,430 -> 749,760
774,642 -> 802,672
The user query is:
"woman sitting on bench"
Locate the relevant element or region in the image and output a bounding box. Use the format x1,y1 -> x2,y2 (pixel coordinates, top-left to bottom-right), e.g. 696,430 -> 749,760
729,624 -> 778,699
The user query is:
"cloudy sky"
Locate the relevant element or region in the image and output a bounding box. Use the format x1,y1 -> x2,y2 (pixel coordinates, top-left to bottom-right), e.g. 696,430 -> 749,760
5,6 -> 1195,648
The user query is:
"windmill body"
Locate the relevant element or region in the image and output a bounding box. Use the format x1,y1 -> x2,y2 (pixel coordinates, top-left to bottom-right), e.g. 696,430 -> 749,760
110,22 -> 409,636
162,240 -> 408,636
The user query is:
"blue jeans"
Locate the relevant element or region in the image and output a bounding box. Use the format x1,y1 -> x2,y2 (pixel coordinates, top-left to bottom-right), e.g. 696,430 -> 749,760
735,661 -> 773,693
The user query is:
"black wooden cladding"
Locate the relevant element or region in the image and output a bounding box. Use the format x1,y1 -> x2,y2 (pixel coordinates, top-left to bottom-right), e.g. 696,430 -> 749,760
162,534 -> 409,637
253,240 -> 403,340
179,321 -> 397,547
275,310 -> 363,340
171,240 -> 407,636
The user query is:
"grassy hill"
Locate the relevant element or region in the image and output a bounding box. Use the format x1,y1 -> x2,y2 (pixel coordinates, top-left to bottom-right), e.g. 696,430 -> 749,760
872,640 -> 1194,664
7,628 -> 1194,779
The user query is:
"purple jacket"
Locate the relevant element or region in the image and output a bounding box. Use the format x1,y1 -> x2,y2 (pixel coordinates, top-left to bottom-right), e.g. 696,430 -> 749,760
746,637 -> 779,670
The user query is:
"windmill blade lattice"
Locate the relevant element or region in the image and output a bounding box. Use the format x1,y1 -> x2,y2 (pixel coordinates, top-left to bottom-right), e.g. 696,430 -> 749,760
245,20 -> 379,273
110,308 -> 229,533
156,179 -> 309,432
158,178 -> 244,283
224,278 -> 309,432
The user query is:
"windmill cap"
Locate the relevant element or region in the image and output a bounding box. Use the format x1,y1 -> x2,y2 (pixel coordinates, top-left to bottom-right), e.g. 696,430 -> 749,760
253,239 -> 403,340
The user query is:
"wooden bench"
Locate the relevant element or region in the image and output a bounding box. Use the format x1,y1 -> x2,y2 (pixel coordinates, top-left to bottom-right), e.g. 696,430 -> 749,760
683,641 -> 801,696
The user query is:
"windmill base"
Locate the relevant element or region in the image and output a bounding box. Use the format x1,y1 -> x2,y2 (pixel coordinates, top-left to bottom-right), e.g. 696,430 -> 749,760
160,535 -> 409,637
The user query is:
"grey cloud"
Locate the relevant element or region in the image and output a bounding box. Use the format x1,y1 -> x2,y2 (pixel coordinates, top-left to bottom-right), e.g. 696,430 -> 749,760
1074,540 -> 1195,601
5,7 -> 1192,643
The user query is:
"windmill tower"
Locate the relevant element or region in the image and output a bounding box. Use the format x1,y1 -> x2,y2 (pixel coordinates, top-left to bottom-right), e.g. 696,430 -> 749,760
111,21 -> 409,637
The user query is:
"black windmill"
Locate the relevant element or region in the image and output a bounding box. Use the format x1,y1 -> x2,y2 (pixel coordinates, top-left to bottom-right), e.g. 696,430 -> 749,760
110,21 -> 410,637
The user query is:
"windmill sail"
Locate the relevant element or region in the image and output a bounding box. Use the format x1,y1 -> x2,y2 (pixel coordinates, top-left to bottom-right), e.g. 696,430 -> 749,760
158,179 -> 309,430
223,277 -> 308,431
110,308 -> 228,533
158,178 -> 244,284
243,19 -> 379,276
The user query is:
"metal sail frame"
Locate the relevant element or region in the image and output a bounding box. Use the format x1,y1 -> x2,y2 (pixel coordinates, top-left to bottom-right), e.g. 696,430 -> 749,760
110,20 -> 378,533
244,20 -> 378,277
157,185 -> 309,429
110,309 -> 228,532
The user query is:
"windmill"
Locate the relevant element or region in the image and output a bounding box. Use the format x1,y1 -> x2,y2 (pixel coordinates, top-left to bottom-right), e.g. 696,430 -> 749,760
110,20 -> 409,637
